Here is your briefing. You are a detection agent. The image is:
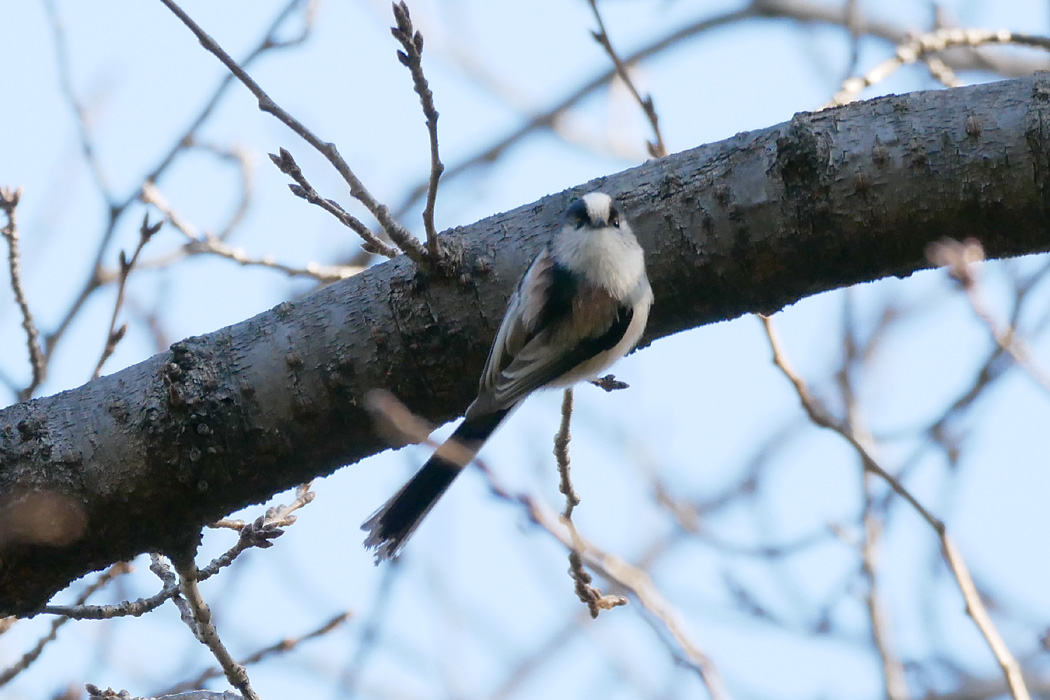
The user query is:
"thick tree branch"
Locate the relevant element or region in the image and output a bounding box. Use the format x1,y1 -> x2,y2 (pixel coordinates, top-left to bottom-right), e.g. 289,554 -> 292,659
3,75 -> 1050,613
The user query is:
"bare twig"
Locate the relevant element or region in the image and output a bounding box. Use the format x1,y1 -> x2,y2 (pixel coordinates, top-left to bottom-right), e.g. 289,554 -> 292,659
892,257 -> 1050,484
141,182 -> 364,282
473,455 -> 729,698
906,4 -> 962,89
393,7 -> 755,220
398,1 -> 1050,221
552,389 -> 625,617
859,494 -> 909,700
87,688 -> 243,700
753,0 -> 1050,75
172,553 -> 260,700
565,526 -> 628,619
922,55 -> 962,88
42,575 -> 175,621
92,215 -> 163,379
840,0 -> 862,84
142,0 -> 317,195
0,563 -> 132,687
363,389 -> 726,696
487,615 -> 589,700
147,554 -> 198,634
267,149 -> 398,258
157,0 -> 427,263
836,295 -> 908,700
41,485 -> 314,620
339,560 -> 400,697
160,611 -> 352,695
1,188 -> 46,401
199,482 -> 314,574
586,0 -> 667,158
390,1 -> 444,258
928,238 -> 1050,397
555,389 -> 579,520
66,143 -> 254,300
527,497 -> 730,700
43,0 -> 113,203
759,314 -> 1031,700
826,28 -> 1050,107
43,0 -> 315,367
203,142 -> 255,243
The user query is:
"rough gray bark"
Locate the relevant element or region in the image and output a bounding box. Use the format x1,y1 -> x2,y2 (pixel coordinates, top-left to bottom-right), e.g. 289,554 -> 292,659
2,74 -> 1050,614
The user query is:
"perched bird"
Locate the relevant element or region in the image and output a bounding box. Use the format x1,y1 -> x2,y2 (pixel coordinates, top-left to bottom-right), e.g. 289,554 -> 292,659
362,192 -> 653,561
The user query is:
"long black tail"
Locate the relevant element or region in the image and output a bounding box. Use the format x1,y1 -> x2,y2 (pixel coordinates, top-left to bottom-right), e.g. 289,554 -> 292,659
362,407 -> 510,561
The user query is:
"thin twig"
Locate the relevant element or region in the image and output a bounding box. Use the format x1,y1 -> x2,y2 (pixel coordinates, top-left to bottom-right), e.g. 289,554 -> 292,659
172,553 -> 261,700
87,688 -> 243,700
43,0 -> 113,203
92,215 -> 163,379
42,0 -> 315,369
586,0 -> 667,158
42,0 -> 310,375
836,294 -> 908,700
524,494 -> 731,700
142,0 -> 317,196
362,389 -> 728,697
200,483 -> 314,574
205,142 -> 256,242
268,149 -> 398,258
928,238 -> 1050,397
93,143 -> 258,284
0,187 -> 46,401
157,0 -> 427,263
552,389 -> 625,618
555,389 -> 579,520
859,491 -> 909,700
339,560 -> 400,696
141,183 -> 364,282
398,2 -> 1050,221
148,554 -> 198,634
160,611 -> 352,695
840,0 -> 862,85
40,485 -> 314,620
487,615 -> 589,700
759,314 -> 1031,700
393,7 -> 755,220
922,55 -> 962,88
390,1 -> 444,258
0,563 -> 132,687
475,457 -> 729,698
42,576 -> 174,621
826,28 -> 1050,107
903,253 -> 1046,453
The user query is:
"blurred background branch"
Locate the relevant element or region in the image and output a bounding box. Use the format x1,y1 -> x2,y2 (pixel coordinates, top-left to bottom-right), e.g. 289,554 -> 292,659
3,1 -> 1050,699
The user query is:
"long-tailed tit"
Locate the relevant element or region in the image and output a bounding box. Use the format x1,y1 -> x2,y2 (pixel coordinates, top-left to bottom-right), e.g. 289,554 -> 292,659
362,192 -> 653,561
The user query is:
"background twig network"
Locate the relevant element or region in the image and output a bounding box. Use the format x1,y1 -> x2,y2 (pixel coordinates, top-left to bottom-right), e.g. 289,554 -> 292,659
2,1 -> 1050,699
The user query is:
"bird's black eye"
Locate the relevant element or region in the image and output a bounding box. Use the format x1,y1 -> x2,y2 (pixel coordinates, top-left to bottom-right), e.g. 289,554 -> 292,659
609,208 -> 620,228
566,199 -> 590,230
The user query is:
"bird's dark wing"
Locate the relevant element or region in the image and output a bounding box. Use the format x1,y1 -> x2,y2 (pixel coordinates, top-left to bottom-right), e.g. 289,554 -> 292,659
478,247 -> 634,411
478,248 -> 554,396
489,296 -> 632,409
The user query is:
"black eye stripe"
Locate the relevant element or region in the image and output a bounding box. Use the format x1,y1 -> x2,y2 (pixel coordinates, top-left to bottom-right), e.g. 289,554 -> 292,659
565,198 -> 591,229
564,196 -> 623,229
